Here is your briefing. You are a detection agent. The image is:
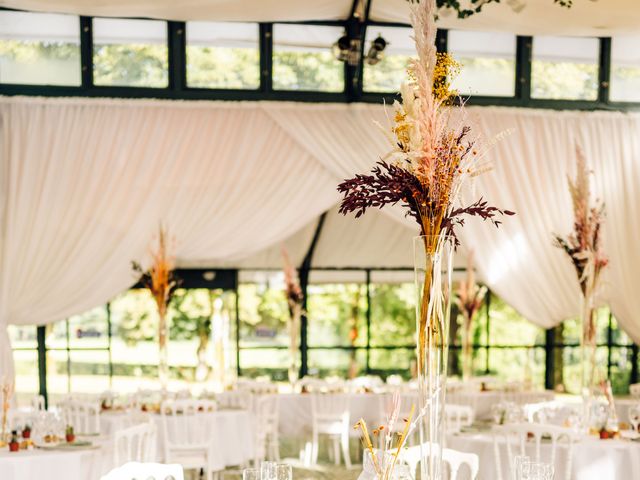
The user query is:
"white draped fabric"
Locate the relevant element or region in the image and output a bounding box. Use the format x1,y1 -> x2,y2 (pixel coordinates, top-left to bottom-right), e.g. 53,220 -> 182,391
2,0 -> 639,36
2,96 -> 640,380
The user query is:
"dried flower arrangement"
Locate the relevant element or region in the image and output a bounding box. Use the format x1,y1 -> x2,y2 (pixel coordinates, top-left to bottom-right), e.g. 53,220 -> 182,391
132,225 -> 179,387
454,250 -> 487,380
437,0 -> 572,19
337,0 -> 513,373
554,146 -> 608,391
282,247 -> 304,384
0,379 -> 13,445
354,392 -> 420,480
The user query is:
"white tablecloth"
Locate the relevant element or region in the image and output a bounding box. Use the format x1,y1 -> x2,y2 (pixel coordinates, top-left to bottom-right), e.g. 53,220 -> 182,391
100,409 -> 255,471
447,391 -> 555,420
277,393 -> 382,438
447,430 -> 640,480
0,447 -> 108,480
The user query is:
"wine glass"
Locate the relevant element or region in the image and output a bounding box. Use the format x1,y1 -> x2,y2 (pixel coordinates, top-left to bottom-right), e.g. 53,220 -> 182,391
628,405 -> 640,433
242,468 -> 259,480
276,464 -> 293,480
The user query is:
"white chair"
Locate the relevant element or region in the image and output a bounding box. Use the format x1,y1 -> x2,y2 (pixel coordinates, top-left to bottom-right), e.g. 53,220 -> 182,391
60,400 -> 101,435
7,409 -> 35,431
402,444 -> 479,479
31,395 -> 46,411
524,401 -> 578,426
253,394 -> 280,465
310,393 -> 351,468
630,383 -> 640,398
215,390 -> 252,410
491,423 -> 578,480
160,400 -> 217,480
113,421 -> 158,467
444,404 -> 474,434
100,462 -> 184,480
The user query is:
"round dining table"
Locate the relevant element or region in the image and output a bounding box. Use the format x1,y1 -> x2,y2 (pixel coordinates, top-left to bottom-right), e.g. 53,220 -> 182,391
447,429 -> 640,480
100,408 -> 255,471
0,445 -> 108,480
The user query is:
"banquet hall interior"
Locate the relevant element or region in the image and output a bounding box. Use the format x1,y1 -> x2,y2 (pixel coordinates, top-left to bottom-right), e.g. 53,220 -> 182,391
1,0 -> 640,479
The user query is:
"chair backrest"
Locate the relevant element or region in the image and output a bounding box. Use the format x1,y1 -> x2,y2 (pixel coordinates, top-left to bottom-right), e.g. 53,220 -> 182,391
254,394 -> 279,459
310,393 -> 350,425
443,447 -> 480,479
402,444 -> 477,479
445,404 -> 474,433
492,423 -> 577,480
524,401 -> 578,426
100,462 -> 184,480
60,400 -> 101,435
31,395 -> 46,411
216,390 -> 252,410
630,383 -> 640,398
113,422 -> 158,466
160,400 -> 216,457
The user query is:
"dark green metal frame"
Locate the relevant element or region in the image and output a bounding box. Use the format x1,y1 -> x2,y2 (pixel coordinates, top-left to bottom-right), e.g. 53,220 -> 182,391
0,7 -> 638,111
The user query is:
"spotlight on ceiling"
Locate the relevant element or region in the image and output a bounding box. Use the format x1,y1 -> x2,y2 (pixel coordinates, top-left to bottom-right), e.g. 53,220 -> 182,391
365,35 -> 387,66
332,35 -> 353,63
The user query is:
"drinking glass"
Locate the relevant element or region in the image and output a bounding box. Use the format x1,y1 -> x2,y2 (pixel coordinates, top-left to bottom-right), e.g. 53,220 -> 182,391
242,468 -> 259,480
261,461 -> 277,480
276,464 -> 293,480
628,405 -> 640,433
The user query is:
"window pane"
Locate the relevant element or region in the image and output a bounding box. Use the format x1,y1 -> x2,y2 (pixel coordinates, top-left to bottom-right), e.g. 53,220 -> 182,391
68,305 -> 108,348
69,350 -> 110,394
0,11 -> 80,86
47,349 -> 69,404
13,350 -> 39,406
110,289 -> 159,392
448,30 -> 516,97
239,348 -> 288,380
307,273 -> 367,347
45,320 -> 68,349
369,282 -> 415,347
93,18 -> 168,87
273,24 -> 344,92
307,348 -> 366,377
363,26 -> 413,93
531,36 -> 599,100
186,21 -> 259,89
489,294 -> 544,346
8,325 -> 37,349
488,347 -> 545,389
369,348 -> 414,378
559,346 -> 608,394
610,36 -> 640,102
610,347 -> 631,395
239,273 -> 288,349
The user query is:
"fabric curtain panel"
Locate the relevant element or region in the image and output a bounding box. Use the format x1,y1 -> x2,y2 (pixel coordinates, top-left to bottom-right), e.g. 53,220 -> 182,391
2,96 -> 640,379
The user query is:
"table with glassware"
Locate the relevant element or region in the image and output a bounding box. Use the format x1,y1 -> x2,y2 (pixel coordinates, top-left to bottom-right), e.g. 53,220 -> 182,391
447,429 -> 640,480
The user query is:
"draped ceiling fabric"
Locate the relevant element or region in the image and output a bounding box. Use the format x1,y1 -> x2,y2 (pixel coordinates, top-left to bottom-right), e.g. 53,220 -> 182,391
2,0 -> 639,36
2,96 -> 640,379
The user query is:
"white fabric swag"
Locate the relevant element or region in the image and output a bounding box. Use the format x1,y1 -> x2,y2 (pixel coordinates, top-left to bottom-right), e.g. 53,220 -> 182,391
1,96 -> 640,381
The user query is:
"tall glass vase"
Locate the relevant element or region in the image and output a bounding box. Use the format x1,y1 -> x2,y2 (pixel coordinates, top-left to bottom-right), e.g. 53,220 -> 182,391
288,308 -> 301,386
158,310 -> 169,391
414,236 -> 453,480
580,291 -> 597,430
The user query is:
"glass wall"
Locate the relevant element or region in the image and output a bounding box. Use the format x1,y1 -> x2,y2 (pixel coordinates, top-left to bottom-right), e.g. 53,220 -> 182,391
272,24 -> 345,92
610,35 -> 640,102
93,18 -> 168,88
186,21 -> 260,90
0,11 -> 81,85
531,35 -> 600,100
